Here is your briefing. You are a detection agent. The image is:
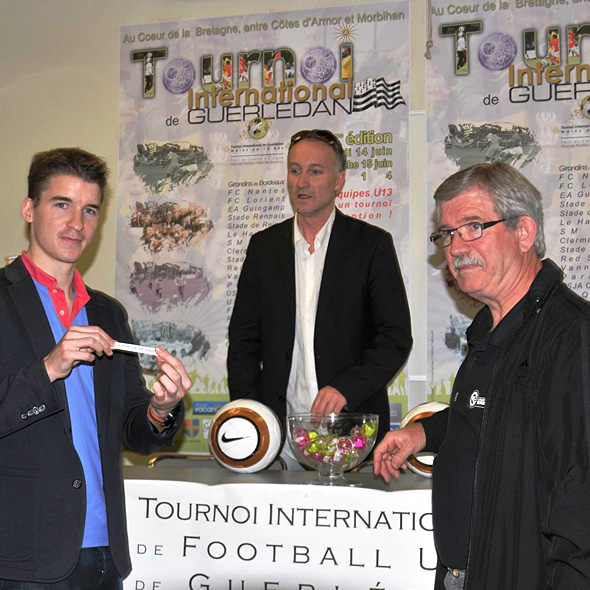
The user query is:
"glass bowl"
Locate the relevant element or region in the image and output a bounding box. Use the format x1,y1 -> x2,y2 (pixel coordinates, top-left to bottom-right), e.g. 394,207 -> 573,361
286,413 -> 379,486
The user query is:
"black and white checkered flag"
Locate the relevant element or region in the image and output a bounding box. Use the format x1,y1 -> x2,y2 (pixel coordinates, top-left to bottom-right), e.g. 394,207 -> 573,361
353,77 -> 406,112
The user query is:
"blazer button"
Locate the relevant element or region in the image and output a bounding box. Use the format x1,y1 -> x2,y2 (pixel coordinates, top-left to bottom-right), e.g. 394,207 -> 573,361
39,405 -> 46,412
72,479 -> 83,489
21,413 -> 28,420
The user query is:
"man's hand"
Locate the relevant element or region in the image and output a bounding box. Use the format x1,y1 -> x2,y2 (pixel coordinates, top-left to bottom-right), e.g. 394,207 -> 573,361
149,347 -> 192,423
44,325 -> 115,382
310,386 -> 347,415
373,422 -> 426,483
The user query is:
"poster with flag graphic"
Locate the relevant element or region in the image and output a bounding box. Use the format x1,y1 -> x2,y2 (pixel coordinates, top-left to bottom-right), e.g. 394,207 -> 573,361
353,77 -> 406,112
426,0 -> 590,398
117,2 -> 411,453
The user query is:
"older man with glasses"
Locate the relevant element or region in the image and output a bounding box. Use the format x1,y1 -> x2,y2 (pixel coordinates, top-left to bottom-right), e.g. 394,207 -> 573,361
227,129 -> 412,467
374,161 -> 590,589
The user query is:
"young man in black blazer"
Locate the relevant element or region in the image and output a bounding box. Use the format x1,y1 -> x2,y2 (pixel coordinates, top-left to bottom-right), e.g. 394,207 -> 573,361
0,148 -> 191,588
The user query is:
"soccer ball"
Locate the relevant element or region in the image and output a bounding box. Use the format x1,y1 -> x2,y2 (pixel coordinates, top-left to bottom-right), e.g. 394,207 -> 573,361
399,402 -> 448,478
209,399 -> 282,473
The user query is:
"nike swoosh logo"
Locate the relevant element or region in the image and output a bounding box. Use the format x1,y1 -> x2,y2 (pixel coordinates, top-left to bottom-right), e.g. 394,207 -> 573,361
221,433 -> 249,443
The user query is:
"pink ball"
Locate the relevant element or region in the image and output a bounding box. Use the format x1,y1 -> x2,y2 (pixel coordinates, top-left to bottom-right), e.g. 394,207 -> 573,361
293,427 -> 310,447
353,433 -> 367,449
337,437 -> 353,453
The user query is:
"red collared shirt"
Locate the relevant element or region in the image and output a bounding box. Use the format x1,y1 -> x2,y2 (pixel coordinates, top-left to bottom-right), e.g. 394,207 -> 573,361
21,251 -> 90,329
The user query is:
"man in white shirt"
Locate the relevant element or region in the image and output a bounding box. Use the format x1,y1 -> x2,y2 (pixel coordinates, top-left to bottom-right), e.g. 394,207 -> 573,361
228,129 -> 412,464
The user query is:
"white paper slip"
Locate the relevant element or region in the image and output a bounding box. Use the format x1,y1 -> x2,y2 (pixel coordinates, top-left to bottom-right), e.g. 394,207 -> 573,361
112,342 -> 158,356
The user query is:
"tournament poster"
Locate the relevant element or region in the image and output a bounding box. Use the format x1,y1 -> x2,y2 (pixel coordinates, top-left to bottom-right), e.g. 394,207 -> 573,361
426,0 -> 590,397
117,3 -> 411,453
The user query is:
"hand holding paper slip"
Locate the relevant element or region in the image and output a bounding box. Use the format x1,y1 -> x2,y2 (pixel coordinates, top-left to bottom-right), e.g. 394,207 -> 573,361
112,342 -> 158,356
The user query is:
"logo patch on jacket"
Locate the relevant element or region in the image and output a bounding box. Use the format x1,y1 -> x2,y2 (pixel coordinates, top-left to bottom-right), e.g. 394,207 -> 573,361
469,390 -> 486,409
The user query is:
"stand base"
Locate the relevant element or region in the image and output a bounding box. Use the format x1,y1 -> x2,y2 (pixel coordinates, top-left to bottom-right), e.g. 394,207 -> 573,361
307,469 -> 363,487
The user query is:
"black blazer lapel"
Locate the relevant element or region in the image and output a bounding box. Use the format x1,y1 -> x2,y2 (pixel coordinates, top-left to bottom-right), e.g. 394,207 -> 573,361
7,258 -> 57,359
277,219 -> 296,314
316,209 -> 348,324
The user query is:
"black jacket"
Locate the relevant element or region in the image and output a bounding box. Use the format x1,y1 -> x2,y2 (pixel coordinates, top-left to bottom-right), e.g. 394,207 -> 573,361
227,209 -> 412,442
0,257 -> 183,582
424,259 -> 590,589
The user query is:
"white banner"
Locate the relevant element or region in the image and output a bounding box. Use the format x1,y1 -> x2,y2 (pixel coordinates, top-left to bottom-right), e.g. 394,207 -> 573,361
124,481 -> 436,590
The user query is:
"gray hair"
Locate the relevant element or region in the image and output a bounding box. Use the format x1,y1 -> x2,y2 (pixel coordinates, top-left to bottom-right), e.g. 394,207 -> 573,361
433,162 -> 545,257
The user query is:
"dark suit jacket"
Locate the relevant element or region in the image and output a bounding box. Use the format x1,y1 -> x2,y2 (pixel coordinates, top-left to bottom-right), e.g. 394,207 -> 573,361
228,209 -> 412,442
0,257 -> 182,583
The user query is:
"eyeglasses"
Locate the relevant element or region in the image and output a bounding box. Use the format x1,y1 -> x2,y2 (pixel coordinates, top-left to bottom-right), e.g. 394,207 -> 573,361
430,219 -> 508,248
290,129 -> 339,146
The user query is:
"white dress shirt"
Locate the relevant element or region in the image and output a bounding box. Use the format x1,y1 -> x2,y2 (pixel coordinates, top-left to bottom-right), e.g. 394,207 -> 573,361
282,209 -> 336,461
280,210 -> 334,443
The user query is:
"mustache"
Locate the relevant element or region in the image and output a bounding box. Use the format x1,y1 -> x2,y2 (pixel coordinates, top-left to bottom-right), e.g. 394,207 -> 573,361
452,254 -> 484,271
